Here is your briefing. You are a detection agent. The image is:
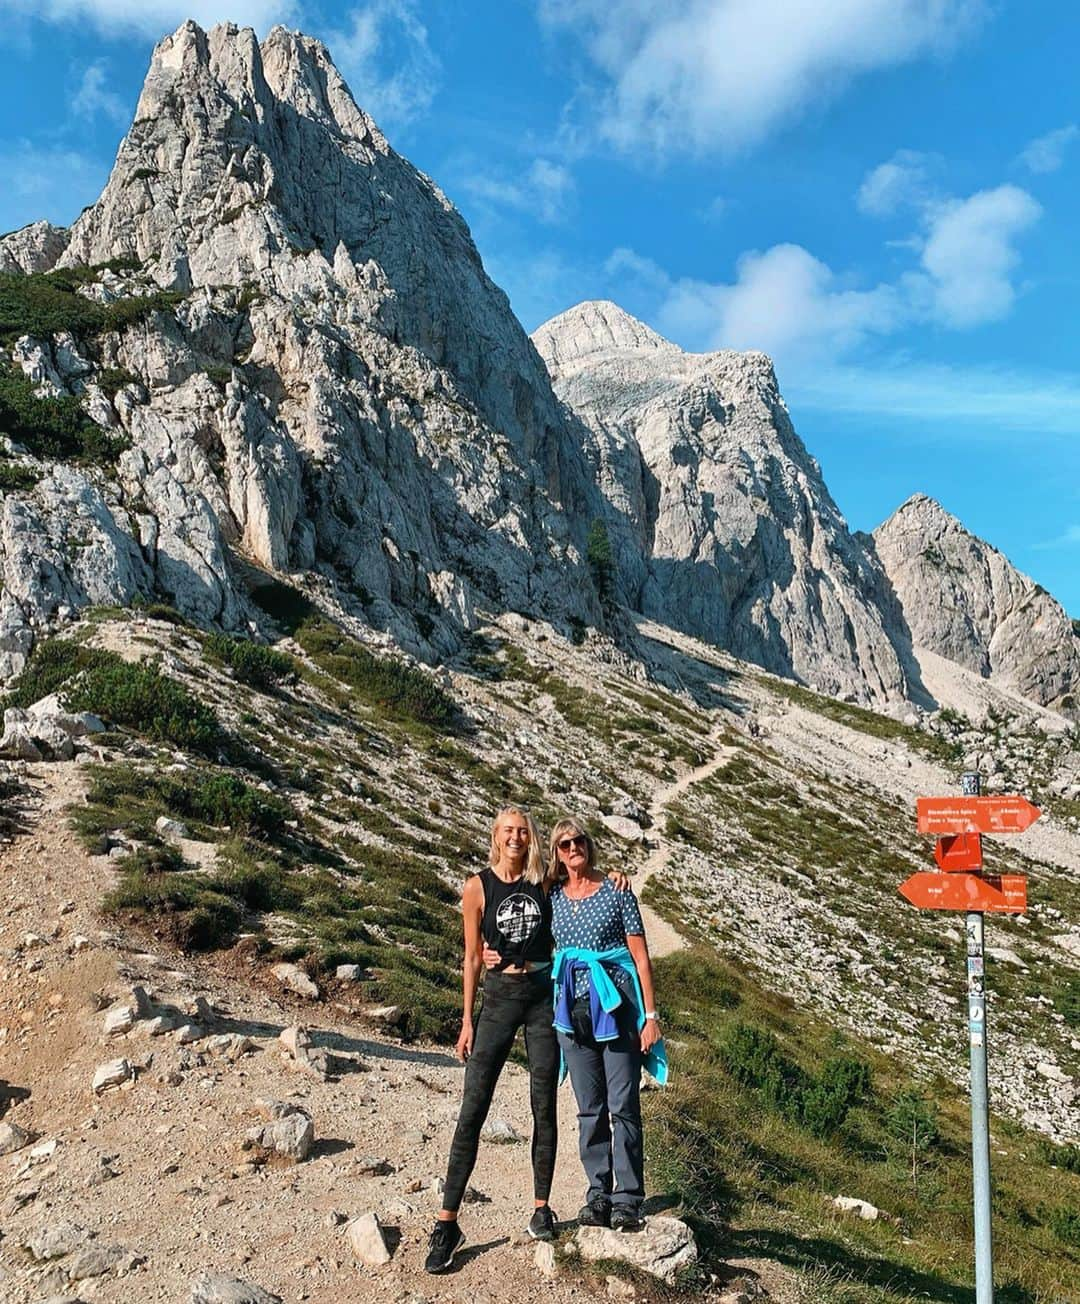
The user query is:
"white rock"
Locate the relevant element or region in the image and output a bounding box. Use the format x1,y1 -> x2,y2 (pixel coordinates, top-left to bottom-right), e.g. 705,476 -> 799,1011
155,815 -> 189,839
345,1211 -> 392,1266
575,1217 -> 696,1282
833,1195 -> 881,1221
245,1111 -> 314,1162
25,1221 -> 90,1260
189,1271 -> 284,1303
600,814 -> 645,843
533,1241 -> 557,1277
271,963 -> 319,1000
91,1058 -> 133,1094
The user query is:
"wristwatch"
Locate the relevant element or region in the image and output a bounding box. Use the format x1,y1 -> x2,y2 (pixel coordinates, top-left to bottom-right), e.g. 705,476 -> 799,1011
644,1011 -> 659,1021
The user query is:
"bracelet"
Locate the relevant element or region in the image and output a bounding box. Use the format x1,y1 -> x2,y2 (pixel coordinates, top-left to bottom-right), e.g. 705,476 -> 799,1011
644,1011 -> 659,1021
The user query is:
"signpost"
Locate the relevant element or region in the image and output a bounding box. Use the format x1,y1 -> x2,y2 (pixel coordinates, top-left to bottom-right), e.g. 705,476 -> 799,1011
901,773 -> 1041,1304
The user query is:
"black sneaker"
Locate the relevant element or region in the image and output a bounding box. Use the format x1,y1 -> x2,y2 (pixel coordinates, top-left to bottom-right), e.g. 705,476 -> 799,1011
610,1207 -> 644,1232
577,1197 -> 611,1228
527,1205 -> 557,1241
424,1220 -> 465,1273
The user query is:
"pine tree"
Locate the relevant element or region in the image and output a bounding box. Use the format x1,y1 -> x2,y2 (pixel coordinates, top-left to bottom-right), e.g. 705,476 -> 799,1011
586,517 -> 615,606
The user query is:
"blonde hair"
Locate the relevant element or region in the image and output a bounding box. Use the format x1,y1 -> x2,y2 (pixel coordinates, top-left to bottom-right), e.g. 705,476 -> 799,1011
548,816 -> 598,884
489,806 -> 545,885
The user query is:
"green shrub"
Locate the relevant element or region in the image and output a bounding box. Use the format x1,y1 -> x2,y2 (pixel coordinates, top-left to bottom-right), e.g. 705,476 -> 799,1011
0,369 -> 128,464
1052,976 -> 1080,1026
96,367 -> 136,397
1047,1206 -> 1080,1247
103,869 -> 241,950
2,638 -> 115,708
249,578 -> 314,634
204,632 -> 295,689
296,613 -> 459,732
64,657 -> 223,754
586,516 -> 615,606
0,263 -> 178,345
0,461 -> 42,492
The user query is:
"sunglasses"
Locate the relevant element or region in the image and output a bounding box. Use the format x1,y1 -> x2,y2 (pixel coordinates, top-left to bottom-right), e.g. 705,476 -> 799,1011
557,834 -> 588,851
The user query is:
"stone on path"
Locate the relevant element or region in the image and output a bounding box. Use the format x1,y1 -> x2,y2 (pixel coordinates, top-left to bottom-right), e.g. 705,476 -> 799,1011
575,1216 -> 697,1283
271,963 -> 319,1000
92,1059 -> 133,1094
25,1222 -> 90,1261
0,1120 -> 30,1155
346,1211 -> 392,1266
190,1271 -> 283,1303
67,1244 -> 134,1279
481,1118 -> 522,1143
533,1241 -> 557,1277
244,1109 -> 314,1163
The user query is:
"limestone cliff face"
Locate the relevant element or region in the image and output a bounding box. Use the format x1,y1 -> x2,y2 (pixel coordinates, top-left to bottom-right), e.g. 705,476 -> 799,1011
0,21 -> 600,674
534,302 -> 921,705
871,495 -> 1080,711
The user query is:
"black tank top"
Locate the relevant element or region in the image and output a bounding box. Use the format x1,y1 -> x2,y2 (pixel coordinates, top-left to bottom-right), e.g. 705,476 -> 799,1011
479,868 -> 552,968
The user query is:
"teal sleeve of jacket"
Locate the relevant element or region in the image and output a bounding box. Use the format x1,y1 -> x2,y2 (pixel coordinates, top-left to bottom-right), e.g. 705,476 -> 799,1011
551,945 -> 669,1086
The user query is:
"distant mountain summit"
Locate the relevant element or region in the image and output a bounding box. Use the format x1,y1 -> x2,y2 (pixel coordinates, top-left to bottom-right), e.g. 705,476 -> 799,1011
534,302 -> 924,705
870,494 -> 1080,711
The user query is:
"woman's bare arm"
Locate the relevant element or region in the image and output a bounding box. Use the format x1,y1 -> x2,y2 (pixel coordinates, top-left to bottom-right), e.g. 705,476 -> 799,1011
458,876 -> 484,1061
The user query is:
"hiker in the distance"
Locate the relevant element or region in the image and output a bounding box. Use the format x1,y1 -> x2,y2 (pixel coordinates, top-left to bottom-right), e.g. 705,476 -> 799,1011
425,805 -> 630,1275
548,816 -> 666,1232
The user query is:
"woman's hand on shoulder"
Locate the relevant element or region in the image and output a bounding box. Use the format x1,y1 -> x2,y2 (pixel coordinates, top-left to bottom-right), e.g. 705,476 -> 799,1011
639,1017 -> 661,1054
606,870 -> 633,892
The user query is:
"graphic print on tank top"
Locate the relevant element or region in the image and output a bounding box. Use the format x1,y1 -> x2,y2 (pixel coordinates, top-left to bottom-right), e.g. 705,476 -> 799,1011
495,892 -> 542,951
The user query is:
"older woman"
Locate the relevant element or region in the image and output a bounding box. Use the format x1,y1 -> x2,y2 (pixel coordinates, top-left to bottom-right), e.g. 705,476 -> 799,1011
549,817 -> 666,1232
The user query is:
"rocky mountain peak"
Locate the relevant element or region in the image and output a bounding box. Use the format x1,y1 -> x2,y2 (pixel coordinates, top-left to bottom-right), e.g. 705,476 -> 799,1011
532,300 -> 678,374
871,495 -> 1080,711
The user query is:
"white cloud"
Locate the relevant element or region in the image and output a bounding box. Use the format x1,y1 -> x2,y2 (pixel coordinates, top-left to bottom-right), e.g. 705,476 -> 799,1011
856,149 -> 936,216
326,1 -> 439,130
1017,124 -> 1078,175
539,0 -> 985,156
604,178 -> 1039,371
70,60 -> 129,126
0,140 -> 111,232
4,0 -> 296,35
700,194 -> 729,222
918,185 -> 1042,328
461,159 -> 576,225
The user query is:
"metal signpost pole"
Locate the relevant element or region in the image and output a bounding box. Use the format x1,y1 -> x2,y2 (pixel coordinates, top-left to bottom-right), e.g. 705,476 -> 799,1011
962,769 -> 994,1303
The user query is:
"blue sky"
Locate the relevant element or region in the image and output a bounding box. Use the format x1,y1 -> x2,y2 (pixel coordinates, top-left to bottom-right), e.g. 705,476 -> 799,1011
3,1 -> 1079,614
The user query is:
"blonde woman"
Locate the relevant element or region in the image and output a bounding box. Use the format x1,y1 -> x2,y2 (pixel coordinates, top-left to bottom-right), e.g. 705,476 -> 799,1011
548,817 -> 665,1233
426,807 -> 632,1274
425,805 -> 559,1272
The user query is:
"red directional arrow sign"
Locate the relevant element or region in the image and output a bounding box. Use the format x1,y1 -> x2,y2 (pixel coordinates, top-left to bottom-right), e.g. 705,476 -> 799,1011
934,832 -> 983,872
900,871 -> 1027,914
916,796 -> 1041,835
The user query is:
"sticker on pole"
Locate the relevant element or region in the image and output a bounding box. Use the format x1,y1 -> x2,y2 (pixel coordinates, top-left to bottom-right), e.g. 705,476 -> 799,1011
899,871 -> 1027,914
916,796 -> 1041,835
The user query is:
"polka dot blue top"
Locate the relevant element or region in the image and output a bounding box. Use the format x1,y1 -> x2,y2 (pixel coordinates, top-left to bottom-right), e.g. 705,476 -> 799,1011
550,879 -> 645,997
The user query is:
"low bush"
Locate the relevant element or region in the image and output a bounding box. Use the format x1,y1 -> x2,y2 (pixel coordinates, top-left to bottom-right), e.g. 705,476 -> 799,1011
64,657 -> 223,754
2,639 -> 115,709
103,869 -> 241,951
0,265 -> 184,344
0,369 -> 128,464
204,632 -> 295,689
1046,1206 -> 1080,1248
0,461 -> 42,492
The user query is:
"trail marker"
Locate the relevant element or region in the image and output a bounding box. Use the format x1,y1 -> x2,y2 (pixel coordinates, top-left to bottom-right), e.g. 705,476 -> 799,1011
902,774 -> 1041,1304
934,832 -> 983,872
917,795 -> 1041,834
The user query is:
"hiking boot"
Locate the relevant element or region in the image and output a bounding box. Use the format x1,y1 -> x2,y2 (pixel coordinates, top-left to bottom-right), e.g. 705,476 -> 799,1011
610,1207 -> 644,1232
424,1220 -> 465,1273
577,1197 -> 611,1227
527,1205 -> 557,1241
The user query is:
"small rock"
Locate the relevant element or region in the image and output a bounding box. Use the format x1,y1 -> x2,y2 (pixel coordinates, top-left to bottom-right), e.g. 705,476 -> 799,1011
0,1121 -> 30,1155
103,1005 -> 137,1037
355,1154 -> 391,1175
606,1278 -> 636,1300
174,1024 -> 206,1045
345,1211 -> 392,1266
155,815 -> 189,840
244,1111 -> 314,1163
189,1271 -> 284,1303
833,1195 -> 881,1221
91,1059 -> 132,1094
534,1241 -> 557,1277
67,1244 -> 132,1280
481,1118 -> 522,1144
271,963 -> 319,1000
335,964 -> 368,982
25,1221 -> 90,1261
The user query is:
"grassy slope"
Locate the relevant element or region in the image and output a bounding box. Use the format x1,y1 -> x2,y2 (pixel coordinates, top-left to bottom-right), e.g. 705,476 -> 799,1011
11,608 -> 1080,1300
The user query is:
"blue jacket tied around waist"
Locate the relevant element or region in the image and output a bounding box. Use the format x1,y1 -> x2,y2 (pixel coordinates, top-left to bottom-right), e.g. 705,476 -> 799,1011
552,944 -> 669,1085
